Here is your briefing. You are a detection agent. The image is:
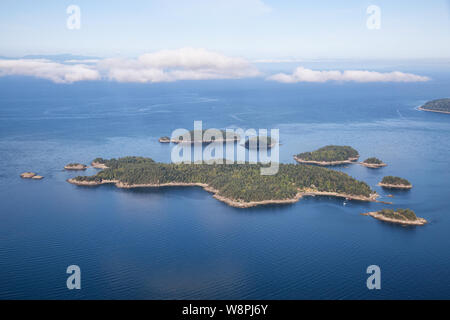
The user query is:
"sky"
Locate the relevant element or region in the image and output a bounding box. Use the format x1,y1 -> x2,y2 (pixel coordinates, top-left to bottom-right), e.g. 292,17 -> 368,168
0,0 -> 449,60
0,1 -> 448,84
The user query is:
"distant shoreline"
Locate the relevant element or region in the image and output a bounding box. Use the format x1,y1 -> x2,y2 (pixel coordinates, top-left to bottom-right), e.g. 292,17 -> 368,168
67,178 -> 379,208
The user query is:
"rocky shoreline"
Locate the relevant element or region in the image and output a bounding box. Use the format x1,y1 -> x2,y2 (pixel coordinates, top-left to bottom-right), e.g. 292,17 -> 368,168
378,182 -> 412,189
91,161 -> 108,169
418,106 -> 450,114
293,156 -> 359,166
360,162 -> 387,168
64,164 -> 87,170
67,178 -> 378,208
363,211 -> 427,226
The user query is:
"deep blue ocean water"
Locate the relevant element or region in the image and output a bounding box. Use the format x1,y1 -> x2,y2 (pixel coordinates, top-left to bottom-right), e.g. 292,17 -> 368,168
1,64 -> 450,299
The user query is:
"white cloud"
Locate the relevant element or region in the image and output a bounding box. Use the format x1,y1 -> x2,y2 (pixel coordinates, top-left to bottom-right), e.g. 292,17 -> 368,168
0,52 -> 432,85
99,48 -> 261,83
0,59 -> 100,83
267,66 -> 431,83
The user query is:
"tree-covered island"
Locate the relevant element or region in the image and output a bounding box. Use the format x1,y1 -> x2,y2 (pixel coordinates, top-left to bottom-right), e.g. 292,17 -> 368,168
378,176 -> 412,189
360,157 -> 387,168
64,163 -> 87,170
294,145 -> 359,166
418,98 -> 450,114
363,208 -> 427,226
67,156 -> 378,208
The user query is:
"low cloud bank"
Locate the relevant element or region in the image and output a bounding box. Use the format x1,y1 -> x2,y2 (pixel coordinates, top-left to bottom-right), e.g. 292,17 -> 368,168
0,59 -> 100,83
0,51 -> 431,84
0,48 -> 259,83
99,48 -> 261,83
267,66 -> 430,83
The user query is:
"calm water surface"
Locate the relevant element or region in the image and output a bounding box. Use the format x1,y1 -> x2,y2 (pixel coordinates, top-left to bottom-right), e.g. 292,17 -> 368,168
0,68 -> 449,299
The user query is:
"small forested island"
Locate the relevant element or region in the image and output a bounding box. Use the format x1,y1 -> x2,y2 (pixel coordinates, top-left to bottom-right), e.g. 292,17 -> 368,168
20,172 -> 44,179
363,209 -> 427,226
418,98 -> 450,114
294,145 -> 359,166
244,136 -> 276,149
360,157 -> 387,168
67,156 -> 378,208
159,130 -> 240,144
378,176 -> 412,189
64,163 -> 87,170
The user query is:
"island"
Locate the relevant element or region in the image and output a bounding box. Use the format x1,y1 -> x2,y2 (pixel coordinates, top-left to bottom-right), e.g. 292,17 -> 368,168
378,176 -> 412,189
244,136 -> 276,149
418,98 -> 450,114
67,156 -> 379,208
158,136 -> 171,143
20,172 -> 44,179
64,163 -> 87,170
360,157 -> 387,168
294,145 -> 359,166
159,130 -> 240,144
363,208 -> 427,226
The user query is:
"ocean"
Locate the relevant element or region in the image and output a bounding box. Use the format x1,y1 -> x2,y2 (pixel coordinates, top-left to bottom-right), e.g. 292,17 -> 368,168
1,62 -> 449,299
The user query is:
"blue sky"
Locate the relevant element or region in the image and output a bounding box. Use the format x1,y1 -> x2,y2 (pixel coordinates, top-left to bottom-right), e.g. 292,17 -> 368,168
0,0 -> 449,60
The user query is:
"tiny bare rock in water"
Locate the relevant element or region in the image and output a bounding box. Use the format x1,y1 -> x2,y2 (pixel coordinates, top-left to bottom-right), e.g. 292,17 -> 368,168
20,172 -> 44,179
20,172 -> 36,179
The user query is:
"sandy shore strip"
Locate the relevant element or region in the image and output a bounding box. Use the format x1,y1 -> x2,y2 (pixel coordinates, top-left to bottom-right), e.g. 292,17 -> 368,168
293,156 -> 359,166
363,211 -> 427,226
